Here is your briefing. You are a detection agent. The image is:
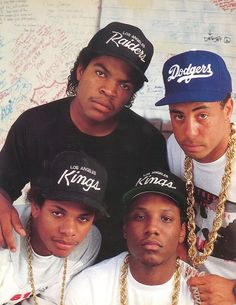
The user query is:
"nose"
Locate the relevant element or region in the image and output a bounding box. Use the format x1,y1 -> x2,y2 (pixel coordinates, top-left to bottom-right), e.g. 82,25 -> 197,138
184,117 -> 199,139
100,80 -> 117,97
59,219 -> 77,237
145,218 -> 160,235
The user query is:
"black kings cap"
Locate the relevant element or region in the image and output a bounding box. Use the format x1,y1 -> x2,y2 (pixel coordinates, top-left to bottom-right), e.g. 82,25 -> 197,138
122,169 -> 187,213
36,151 -> 109,216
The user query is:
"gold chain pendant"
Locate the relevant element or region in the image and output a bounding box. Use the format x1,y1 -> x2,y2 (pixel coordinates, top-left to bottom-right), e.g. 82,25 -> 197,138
184,123 -> 236,267
119,255 -> 181,305
26,217 -> 68,305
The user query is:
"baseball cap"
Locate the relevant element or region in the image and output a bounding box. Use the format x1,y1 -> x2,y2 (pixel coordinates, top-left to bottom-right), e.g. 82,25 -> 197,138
87,22 -> 154,82
155,50 -> 232,106
35,151 -> 109,216
122,170 -> 187,213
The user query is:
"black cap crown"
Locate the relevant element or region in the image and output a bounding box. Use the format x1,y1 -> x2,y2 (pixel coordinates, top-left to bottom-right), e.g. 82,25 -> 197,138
87,22 -> 154,82
36,151 -> 108,216
123,169 -> 187,213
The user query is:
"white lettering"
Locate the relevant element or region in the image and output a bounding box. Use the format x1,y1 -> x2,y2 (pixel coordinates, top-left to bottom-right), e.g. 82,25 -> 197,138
135,175 -> 176,189
106,31 -> 146,63
167,63 -> 213,83
58,170 -> 101,192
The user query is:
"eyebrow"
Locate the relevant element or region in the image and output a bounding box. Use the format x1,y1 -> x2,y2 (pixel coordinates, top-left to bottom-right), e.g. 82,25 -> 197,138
169,105 -> 210,114
93,62 -> 133,84
94,62 -> 110,74
50,204 -> 94,215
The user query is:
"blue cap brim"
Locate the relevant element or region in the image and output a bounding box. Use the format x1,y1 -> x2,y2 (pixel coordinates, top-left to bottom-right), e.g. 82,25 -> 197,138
155,89 -> 229,106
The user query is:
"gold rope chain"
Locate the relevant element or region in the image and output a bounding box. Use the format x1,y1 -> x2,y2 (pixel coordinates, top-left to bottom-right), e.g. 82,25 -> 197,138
26,217 -> 68,305
184,123 -> 236,268
119,255 -> 181,305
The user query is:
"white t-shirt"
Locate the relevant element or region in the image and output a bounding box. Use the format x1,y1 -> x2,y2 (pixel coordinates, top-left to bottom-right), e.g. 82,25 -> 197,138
167,134 -> 236,278
0,204 -> 101,305
65,252 -> 198,305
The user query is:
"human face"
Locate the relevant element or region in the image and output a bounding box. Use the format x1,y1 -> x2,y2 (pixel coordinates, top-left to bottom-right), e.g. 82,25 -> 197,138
169,99 -> 233,162
30,200 -> 95,257
123,193 -> 186,270
72,55 -> 135,127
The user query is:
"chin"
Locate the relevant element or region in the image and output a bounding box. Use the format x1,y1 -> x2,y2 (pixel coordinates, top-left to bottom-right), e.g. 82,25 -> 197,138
140,253 -> 163,267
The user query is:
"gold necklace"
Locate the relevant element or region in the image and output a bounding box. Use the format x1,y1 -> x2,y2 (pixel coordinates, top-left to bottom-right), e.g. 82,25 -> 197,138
120,255 -> 181,305
184,123 -> 236,267
26,218 -> 68,305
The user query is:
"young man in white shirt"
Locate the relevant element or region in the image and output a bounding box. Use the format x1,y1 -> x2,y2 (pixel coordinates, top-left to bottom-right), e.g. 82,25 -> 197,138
0,150 -> 108,305
65,169 -> 202,305
155,50 -> 236,305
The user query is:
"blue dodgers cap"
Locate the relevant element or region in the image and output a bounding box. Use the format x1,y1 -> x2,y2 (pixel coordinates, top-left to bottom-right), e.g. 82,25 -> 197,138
122,169 -> 187,213
87,22 -> 154,82
155,50 -> 232,106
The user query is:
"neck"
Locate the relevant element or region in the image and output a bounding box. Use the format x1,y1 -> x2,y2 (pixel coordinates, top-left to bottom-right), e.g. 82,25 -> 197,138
29,221 -> 52,256
70,98 -> 118,136
128,256 -> 178,285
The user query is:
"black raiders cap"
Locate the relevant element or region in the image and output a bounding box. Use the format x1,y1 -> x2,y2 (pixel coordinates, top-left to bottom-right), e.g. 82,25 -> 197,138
87,22 -> 154,82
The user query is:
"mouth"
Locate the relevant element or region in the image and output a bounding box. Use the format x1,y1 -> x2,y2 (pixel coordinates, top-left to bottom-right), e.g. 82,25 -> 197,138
92,98 -> 113,112
141,239 -> 163,251
53,239 -> 77,251
182,143 -> 203,153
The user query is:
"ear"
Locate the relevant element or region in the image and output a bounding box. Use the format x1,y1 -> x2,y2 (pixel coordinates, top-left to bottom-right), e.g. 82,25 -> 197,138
31,202 -> 41,218
76,65 -> 84,81
178,222 -> 186,244
223,97 -> 234,120
123,224 -> 127,240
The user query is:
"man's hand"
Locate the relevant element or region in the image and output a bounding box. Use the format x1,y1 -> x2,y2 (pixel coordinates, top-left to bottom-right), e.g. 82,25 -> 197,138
188,274 -> 236,305
0,190 -> 26,251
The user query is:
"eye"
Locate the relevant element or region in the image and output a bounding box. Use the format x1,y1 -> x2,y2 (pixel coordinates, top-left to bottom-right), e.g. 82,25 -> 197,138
170,112 -> 185,121
174,113 -> 184,121
128,212 -> 146,222
52,211 -> 63,217
78,215 -> 93,223
161,215 -> 173,223
96,70 -> 105,78
120,82 -> 131,91
198,113 -> 208,120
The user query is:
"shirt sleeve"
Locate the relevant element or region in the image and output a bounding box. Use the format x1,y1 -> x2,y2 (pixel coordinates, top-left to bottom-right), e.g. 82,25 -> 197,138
167,134 -> 185,178
0,112 -> 30,201
0,248 -> 11,288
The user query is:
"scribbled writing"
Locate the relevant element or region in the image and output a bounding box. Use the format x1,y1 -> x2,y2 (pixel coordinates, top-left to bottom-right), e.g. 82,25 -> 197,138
204,32 -> 231,44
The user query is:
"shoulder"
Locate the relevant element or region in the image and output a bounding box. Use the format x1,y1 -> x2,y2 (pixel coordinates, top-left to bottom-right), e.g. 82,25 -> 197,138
69,225 -> 101,258
65,253 -> 127,304
167,134 -> 185,175
14,97 -> 72,124
119,108 -> 156,129
167,133 -> 178,148
68,252 -> 127,285
119,108 -> 165,139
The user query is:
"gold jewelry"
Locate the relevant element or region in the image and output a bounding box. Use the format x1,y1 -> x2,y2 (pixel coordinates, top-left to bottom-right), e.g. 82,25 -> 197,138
119,255 -> 181,305
26,217 -> 68,305
184,123 -> 236,267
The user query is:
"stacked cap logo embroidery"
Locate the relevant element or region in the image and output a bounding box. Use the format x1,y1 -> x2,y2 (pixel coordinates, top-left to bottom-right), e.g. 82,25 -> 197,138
106,30 -> 147,63
167,63 -> 213,84
57,167 -> 101,192
135,172 -> 177,189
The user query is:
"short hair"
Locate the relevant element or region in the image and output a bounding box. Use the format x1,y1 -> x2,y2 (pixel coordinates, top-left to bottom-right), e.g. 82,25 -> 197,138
66,47 -> 145,108
219,93 -> 232,109
26,186 -> 45,207
26,186 -> 101,218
